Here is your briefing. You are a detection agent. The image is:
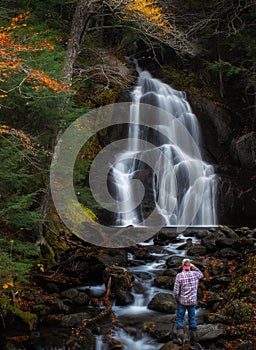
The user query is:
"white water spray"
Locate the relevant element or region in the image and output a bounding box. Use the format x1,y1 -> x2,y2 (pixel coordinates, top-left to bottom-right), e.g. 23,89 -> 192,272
112,67 -> 217,227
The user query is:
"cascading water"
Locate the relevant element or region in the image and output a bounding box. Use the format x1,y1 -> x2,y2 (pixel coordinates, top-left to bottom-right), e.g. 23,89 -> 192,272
112,62 -> 217,227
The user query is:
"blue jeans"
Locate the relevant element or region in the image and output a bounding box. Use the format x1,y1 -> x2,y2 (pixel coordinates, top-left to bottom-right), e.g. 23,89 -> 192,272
176,303 -> 197,330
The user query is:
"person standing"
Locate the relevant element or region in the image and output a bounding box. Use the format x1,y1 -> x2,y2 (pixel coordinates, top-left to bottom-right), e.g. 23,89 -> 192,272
173,258 -> 203,346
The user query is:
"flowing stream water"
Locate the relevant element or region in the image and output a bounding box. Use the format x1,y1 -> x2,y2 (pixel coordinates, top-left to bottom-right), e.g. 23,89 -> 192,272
33,233 -> 207,350
95,234 -> 198,350
112,61 -> 217,228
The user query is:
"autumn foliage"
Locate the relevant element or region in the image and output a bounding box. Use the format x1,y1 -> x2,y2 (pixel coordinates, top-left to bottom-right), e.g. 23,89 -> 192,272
0,12 -> 69,98
113,0 -> 173,35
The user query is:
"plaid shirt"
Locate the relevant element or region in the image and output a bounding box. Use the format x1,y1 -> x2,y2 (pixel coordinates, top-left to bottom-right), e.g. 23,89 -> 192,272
173,268 -> 203,306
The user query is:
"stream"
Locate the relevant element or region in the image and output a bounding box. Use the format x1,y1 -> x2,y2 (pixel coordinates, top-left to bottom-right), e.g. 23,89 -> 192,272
36,232 -> 200,350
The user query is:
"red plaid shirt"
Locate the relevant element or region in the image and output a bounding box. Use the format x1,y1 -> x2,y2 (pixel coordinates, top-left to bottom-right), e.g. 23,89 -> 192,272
173,268 -> 203,306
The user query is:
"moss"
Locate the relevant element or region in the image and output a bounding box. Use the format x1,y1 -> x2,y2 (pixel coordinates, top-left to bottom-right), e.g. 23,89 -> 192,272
32,303 -> 51,317
9,305 -> 38,331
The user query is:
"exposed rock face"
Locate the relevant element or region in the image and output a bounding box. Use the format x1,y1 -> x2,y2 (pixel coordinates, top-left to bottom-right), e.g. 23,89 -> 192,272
231,132 -> 256,169
189,95 -> 232,150
188,94 -> 256,227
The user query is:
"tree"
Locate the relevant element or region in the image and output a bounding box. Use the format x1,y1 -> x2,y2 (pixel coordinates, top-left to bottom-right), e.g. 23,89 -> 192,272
62,0 -> 195,84
0,125 -> 45,229
170,0 -> 256,125
0,12 -> 69,99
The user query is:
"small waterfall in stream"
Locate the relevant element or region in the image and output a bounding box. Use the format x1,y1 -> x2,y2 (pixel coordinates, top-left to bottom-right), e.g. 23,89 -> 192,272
112,62 -> 217,228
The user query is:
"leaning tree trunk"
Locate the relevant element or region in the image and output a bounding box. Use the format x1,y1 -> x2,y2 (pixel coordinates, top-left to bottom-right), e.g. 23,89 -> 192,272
39,1 -> 99,248
62,0 -> 99,83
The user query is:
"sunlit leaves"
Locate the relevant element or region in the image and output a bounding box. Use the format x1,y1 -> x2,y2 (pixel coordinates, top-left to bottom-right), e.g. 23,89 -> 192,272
112,0 -> 174,36
0,12 -> 69,97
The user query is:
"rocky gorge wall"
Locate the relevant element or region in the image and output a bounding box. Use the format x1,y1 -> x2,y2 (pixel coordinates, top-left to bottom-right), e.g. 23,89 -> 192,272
188,94 -> 256,227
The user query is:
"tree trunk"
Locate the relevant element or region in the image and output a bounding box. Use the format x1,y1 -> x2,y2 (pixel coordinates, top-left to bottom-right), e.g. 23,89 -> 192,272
217,41 -> 224,98
62,0 -> 98,83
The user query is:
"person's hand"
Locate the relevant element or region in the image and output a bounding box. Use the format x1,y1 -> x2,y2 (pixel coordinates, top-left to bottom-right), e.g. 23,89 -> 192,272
190,263 -> 196,269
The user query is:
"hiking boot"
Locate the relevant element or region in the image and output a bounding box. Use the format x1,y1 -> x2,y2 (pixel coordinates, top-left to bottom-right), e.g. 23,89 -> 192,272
189,329 -> 197,345
176,328 -> 184,345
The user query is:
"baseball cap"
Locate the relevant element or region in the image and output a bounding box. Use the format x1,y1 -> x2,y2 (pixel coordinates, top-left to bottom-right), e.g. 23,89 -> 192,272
182,258 -> 192,270
182,258 -> 192,266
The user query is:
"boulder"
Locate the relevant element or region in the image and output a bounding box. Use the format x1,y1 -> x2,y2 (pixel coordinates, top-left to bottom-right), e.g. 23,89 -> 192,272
159,341 -> 181,350
61,288 -> 90,305
196,323 -> 227,341
218,226 -> 240,240
187,245 -> 206,256
142,316 -> 174,341
46,297 -> 71,314
218,247 -> 239,258
103,265 -> 134,305
201,233 -> 219,252
165,256 -> 184,268
66,328 -> 95,350
60,312 -> 92,327
154,275 -> 175,290
222,300 -> 253,324
148,292 -> 177,313
153,230 -> 180,245
215,237 -> 240,249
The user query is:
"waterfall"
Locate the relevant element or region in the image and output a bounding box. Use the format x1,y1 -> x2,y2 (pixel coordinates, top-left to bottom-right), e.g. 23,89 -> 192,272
112,65 -> 217,228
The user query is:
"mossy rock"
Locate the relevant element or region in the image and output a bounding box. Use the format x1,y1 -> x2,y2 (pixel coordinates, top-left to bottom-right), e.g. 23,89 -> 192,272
8,305 -> 38,331
31,303 -> 51,317
222,300 -> 253,324
42,201 -> 98,266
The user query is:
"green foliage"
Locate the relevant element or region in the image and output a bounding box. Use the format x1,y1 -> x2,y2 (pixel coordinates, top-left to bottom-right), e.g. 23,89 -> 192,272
0,133 -> 44,229
0,235 -> 39,321
227,255 -> 256,301
207,60 -> 247,78
192,1 -> 256,120
161,65 -> 213,97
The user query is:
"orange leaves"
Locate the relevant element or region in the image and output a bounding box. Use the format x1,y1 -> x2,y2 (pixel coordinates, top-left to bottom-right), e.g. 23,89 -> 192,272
2,280 -> 14,289
0,12 -> 70,96
0,125 -> 41,155
113,0 -> 173,35
27,70 -> 70,94
0,125 -> 32,147
10,12 -> 30,29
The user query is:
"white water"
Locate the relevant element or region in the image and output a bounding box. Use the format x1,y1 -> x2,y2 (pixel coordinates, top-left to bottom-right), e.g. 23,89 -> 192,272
96,235 -> 200,350
113,66 -> 217,227
36,233 -> 207,350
